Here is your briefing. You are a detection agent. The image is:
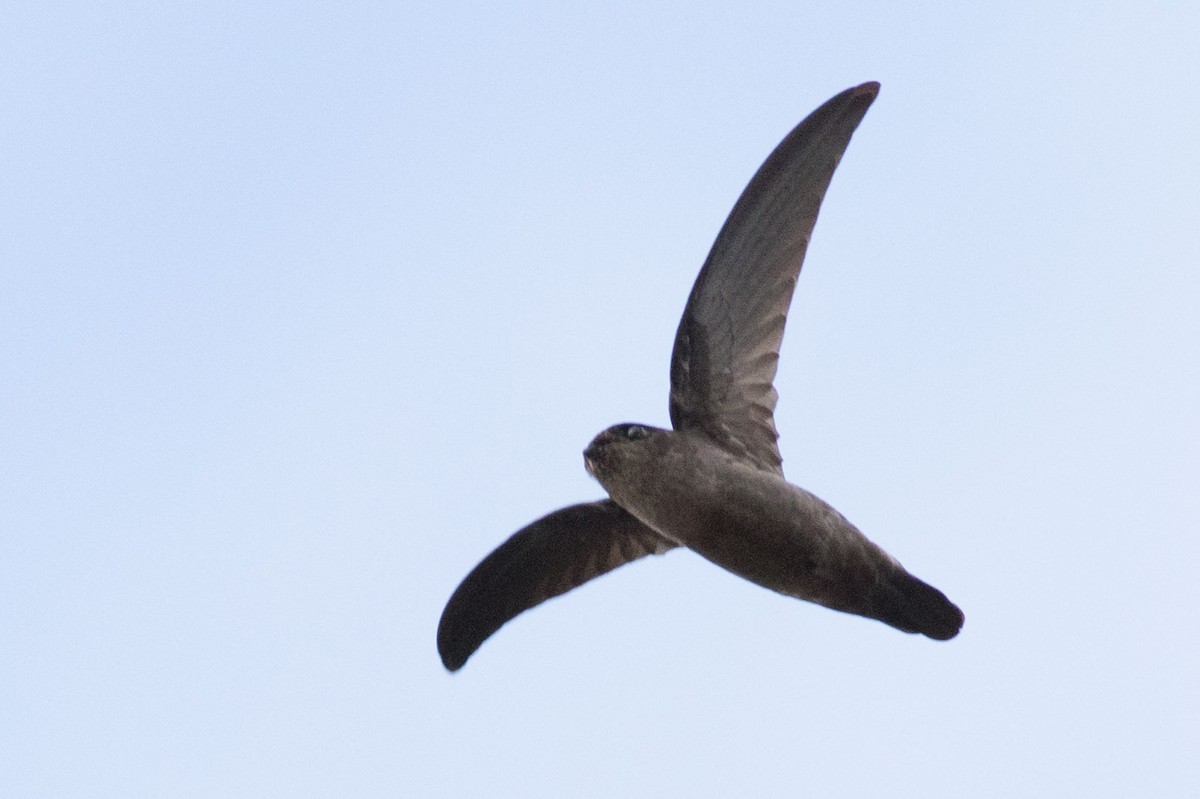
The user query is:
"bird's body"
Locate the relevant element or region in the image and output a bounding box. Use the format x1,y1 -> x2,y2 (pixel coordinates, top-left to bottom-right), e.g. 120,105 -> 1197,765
584,425 -> 961,640
437,81 -> 963,672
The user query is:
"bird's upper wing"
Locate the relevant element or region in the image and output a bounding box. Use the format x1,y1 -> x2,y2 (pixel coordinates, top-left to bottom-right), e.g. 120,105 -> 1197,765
669,82 -> 879,474
437,500 -> 676,671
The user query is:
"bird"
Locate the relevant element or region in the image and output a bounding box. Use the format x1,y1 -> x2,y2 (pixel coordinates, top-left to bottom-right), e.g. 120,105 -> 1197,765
437,81 -> 963,672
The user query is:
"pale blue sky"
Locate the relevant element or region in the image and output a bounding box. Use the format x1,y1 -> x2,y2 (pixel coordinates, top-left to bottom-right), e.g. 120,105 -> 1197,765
3,3 -> 1198,796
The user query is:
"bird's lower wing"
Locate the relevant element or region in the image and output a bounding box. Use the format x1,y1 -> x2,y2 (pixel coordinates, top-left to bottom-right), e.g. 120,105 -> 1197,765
437,500 -> 677,671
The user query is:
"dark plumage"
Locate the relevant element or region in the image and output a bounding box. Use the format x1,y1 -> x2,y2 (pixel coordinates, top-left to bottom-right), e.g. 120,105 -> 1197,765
438,82 -> 963,672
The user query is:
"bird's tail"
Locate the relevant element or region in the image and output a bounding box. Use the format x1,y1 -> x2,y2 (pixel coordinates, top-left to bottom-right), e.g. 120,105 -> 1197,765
871,568 -> 964,640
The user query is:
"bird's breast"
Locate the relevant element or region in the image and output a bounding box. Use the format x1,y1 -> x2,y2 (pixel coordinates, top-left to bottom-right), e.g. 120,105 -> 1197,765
602,436 -> 893,603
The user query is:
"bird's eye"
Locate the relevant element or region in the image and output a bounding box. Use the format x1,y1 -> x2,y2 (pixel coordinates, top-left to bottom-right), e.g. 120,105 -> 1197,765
623,425 -> 650,440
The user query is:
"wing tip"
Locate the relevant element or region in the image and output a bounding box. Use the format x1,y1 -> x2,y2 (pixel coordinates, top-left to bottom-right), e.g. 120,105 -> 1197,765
839,81 -> 880,115
439,649 -> 469,673
853,80 -> 881,98
436,606 -> 473,672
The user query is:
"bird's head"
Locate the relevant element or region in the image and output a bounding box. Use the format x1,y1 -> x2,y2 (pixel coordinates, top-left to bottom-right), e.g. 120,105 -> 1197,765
583,423 -> 667,482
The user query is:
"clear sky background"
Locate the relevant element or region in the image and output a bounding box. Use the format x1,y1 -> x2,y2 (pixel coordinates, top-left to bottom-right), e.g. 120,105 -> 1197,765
3,3 -> 1198,796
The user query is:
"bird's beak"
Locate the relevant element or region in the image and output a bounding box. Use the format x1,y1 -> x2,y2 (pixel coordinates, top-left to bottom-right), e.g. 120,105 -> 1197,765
583,439 -> 604,477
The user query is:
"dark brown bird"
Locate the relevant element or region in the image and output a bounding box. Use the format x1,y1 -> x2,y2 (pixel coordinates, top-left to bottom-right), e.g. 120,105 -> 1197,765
438,82 -> 963,672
